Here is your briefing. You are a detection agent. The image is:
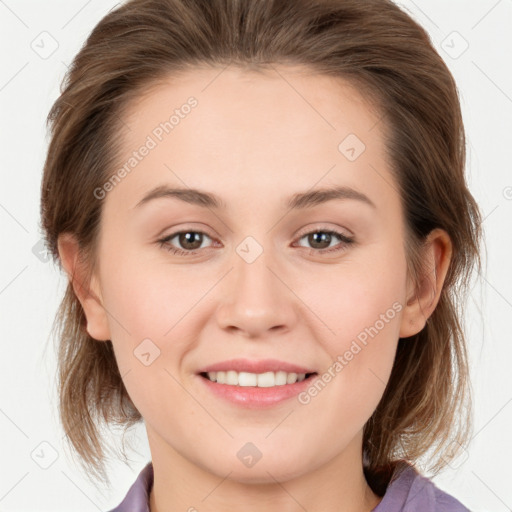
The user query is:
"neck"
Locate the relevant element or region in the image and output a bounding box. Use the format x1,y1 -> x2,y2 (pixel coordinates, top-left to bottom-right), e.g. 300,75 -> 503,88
148,428 -> 382,512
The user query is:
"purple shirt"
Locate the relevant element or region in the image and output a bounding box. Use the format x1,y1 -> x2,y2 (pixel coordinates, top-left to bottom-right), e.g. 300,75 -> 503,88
108,460 -> 470,511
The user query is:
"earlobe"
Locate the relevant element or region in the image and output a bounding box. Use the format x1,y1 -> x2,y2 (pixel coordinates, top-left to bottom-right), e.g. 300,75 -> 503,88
399,228 -> 452,338
57,233 -> 111,341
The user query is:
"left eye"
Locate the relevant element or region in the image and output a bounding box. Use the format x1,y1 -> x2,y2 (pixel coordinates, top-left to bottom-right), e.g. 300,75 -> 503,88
157,228 -> 354,256
295,230 -> 354,253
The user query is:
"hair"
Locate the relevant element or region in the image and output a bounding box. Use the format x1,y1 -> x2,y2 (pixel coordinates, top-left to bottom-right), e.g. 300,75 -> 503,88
40,0 -> 483,493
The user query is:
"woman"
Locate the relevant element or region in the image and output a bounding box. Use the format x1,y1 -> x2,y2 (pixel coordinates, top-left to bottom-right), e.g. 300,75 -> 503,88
40,0 -> 482,510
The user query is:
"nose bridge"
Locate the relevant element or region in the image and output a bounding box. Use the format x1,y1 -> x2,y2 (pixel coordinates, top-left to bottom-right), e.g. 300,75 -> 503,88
215,235 -> 296,336
235,238 -> 276,305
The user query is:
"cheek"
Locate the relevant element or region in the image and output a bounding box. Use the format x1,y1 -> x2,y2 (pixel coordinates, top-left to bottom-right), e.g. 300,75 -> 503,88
98,252 -> 219,412
299,251 -> 406,398
100,251 -> 212,340
300,256 -> 406,346
99,261 -> 198,419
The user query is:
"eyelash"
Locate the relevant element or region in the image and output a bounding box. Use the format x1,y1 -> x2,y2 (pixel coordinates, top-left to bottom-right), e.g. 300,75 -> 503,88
157,228 -> 355,257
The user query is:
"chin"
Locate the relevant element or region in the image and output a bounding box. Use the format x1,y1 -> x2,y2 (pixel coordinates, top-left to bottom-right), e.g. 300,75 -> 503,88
225,463 -> 307,485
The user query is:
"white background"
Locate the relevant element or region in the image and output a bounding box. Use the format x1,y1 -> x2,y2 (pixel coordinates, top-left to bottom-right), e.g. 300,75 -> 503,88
0,0 -> 511,510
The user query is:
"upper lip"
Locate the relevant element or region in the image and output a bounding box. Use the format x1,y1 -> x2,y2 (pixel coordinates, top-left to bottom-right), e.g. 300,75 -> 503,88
198,358 -> 316,375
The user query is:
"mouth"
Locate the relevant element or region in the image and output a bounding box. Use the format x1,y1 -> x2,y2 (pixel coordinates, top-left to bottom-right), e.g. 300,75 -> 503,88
198,371 -> 319,408
199,370 -> 318,387
195,359 -> 319,408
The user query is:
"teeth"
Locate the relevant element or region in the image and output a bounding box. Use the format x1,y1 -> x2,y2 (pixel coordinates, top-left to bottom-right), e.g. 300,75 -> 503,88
206,370 -> 308,387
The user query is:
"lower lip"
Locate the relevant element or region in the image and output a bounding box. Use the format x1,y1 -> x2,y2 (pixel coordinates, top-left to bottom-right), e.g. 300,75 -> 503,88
197,374 -> 318,409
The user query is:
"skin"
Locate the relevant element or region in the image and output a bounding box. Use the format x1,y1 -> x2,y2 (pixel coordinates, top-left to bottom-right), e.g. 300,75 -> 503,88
58,65 -> 452,512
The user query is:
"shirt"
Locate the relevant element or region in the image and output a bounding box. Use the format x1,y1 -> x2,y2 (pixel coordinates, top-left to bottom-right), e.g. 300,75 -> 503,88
108,459 -> 470,512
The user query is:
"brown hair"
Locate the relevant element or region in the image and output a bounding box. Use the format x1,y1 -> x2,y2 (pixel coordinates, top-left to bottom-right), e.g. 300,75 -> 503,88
40,0 -> 483,491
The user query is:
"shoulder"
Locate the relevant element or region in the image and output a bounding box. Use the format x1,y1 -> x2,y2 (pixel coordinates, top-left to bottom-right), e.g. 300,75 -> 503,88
107,462 -> 153,512
371,461 -> 471,512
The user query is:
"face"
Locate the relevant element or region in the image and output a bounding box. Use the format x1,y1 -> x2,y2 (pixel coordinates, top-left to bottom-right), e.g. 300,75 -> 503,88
84,65 -> 416,482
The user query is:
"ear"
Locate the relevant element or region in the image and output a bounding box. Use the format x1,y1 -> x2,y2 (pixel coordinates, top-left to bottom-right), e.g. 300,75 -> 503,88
399,228 -> 452,338
57,232 -> 111,341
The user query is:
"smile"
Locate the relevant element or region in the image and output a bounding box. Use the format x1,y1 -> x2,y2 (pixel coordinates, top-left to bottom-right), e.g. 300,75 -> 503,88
197,370 -> 319,409
201,370 -> 317,387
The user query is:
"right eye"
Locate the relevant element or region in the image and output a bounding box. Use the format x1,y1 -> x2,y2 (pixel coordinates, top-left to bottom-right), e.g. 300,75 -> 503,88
157,230 -> 216,256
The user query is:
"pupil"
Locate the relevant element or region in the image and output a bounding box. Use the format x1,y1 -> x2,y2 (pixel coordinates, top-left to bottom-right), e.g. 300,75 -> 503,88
180,232 -> 202,250
310,232 -> 331,249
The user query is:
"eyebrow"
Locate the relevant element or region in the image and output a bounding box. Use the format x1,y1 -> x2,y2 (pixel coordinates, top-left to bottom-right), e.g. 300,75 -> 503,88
134,184 -> 376,210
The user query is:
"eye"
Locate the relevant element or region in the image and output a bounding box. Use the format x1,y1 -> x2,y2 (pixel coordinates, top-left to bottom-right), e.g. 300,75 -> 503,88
157,230 -> 215,256
157,227 -> 355,257
294,228 -> 355,255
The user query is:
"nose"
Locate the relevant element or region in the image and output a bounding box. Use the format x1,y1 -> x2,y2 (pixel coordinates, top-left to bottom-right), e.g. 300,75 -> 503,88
214,244 -> 298,339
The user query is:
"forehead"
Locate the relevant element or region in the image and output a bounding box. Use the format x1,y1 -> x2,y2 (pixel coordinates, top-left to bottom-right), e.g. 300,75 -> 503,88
110,64 -> 396,214
122,64 -> 384,142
